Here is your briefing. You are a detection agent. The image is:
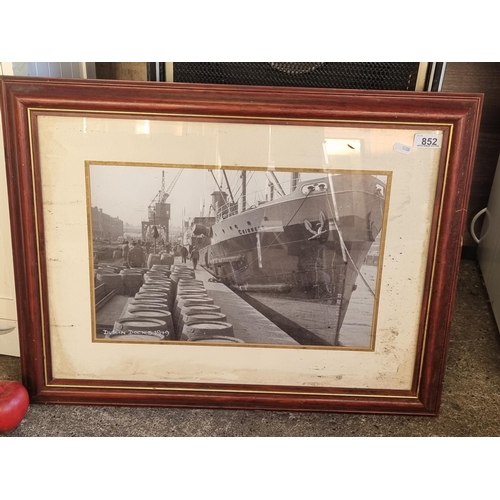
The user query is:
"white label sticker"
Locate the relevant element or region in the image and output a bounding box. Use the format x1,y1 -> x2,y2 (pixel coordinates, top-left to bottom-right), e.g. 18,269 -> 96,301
393,142 -> 411,155
414,134 -> 442,148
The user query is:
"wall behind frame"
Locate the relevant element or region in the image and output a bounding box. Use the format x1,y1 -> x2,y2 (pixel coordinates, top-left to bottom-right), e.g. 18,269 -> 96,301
0,63 -> 20,355
0,62 -> 96,356
441,62 -> 500,251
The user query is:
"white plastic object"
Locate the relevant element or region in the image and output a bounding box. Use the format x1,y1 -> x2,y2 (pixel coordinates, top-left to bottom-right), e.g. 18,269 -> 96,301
470,207 -> 487,243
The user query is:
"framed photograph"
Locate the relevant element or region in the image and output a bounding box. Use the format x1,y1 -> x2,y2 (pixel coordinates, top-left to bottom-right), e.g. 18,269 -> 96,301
0,76 -> 482,415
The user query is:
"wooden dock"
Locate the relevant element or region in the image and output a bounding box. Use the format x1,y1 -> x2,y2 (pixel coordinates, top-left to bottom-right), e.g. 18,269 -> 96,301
194,264 -> 298,345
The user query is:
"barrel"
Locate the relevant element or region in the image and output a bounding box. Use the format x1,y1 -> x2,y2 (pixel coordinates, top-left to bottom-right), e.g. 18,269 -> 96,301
169,271 -> 195,294
128,309 -> 171,321
175,289 -> 207,297
127,310 -> 175,338
173,293 -> 208,317
96,273 -> 124,295
180,321 -> 234,341
120,269 -> 144,296
180,304 -> 221,316
139,284 -> 172,292
176,304 -> 222,332
144,273 -> 171,280
178,279 -> 204,286
144,278 -> 170,286
136,292 -> 170,301
98,265 -> 121,273
132,294 -> 170,302
137,288 -> 172,302
145,270 -> 169,277
135,297 -> 171,309
176,297 -> 214,308
141,283 -> 172,291
152,264 -> 171,272
172,264 -> 189,269
175,292 -> 208,300
177,284 -> 206,292
189,336 -> 245,344
147,253 -> 161,269
143,283 -> 172,292
144,276 -> 172,286
180,313 -> 228,336
173,296 -> 215,324
171,271 -> 195,281
159,254 -> 174,266
128,302 -> 170,313
132,295 -> 170,304
120,269 -> 143,277
183,312 -> 226,323
140,288 -> 173,306
144,275 -> 169,283
176,285 -> 206,291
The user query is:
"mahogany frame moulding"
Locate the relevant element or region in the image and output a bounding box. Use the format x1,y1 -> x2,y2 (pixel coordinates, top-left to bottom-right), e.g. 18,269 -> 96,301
0,76 -> 482,415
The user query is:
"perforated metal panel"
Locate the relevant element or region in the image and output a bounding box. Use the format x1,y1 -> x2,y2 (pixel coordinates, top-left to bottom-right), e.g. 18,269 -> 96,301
171,62 -> 424,91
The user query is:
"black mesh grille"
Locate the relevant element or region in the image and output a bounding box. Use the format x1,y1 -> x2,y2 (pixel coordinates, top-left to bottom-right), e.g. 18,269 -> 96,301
172,62 -> 422,91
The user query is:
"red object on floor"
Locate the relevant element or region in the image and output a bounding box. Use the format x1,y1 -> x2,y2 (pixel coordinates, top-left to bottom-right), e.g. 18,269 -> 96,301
0,381 -> 29,432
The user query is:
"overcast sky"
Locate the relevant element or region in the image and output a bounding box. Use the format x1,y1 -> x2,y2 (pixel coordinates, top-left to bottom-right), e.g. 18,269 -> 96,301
89,164 -> 329,228
90,164 -> 211,227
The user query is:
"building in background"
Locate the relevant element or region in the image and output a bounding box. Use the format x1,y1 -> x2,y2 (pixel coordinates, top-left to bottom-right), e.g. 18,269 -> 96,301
91,207 -> 124,241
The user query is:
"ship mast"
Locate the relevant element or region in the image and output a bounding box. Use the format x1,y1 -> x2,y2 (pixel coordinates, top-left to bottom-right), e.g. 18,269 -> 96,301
222,170 -> 235,205
241,170 -> 246,212
267,171 -> 286,196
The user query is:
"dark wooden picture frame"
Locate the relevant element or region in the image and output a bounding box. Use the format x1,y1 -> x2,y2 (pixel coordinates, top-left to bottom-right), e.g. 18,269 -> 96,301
0,76 -> 482,415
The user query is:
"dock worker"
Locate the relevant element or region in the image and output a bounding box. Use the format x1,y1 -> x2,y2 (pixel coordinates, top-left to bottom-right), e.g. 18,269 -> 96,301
180,245 -> 188,264
127,241 -> 145,268
190,247 -> 200,270
122,240 -> 129,262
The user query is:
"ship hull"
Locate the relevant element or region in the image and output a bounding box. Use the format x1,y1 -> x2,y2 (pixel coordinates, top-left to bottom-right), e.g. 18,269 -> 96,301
197,174 -> 386,345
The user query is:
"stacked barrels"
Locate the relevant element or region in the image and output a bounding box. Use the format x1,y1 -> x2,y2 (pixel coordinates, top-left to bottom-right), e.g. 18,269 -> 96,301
105,262 -> 240,344
95,265 -> 145,296
170,264 -> 238,343
96,265 -> 126,295
120,268 -> 146,296
107,264 -> 175,341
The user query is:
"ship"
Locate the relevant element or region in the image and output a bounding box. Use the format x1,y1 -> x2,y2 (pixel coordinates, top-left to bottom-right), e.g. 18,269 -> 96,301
191,172 -> 387,346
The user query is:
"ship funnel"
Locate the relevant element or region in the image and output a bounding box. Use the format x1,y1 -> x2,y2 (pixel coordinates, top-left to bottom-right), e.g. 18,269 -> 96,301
211,191 -> 228,218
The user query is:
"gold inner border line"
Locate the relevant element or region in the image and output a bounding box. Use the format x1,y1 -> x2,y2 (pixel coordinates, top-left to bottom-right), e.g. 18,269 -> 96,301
27,109 -> 50,385
86,161 -> 392,353
27,108 -> 452,399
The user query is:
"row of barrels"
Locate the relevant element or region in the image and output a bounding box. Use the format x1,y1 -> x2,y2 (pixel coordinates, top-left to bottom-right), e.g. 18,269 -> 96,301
105,264 -> 242,344
95,265 -> 146,296
171,265 -> 243,344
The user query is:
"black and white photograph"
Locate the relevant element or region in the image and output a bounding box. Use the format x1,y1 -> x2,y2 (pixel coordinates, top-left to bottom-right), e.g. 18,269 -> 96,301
89,164 -> 389,348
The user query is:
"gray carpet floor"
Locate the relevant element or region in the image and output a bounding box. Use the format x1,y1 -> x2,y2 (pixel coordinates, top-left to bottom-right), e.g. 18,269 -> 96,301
1,258 -> 499,436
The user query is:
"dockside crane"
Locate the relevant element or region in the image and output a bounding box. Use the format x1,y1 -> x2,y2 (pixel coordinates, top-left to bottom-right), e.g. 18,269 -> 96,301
142,169 -> 184,245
